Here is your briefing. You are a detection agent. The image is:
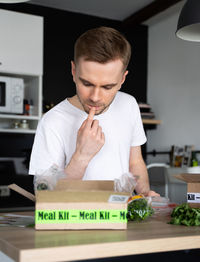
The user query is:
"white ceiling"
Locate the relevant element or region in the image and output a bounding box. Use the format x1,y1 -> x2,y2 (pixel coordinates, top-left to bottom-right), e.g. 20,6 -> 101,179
28,0 -> 155,21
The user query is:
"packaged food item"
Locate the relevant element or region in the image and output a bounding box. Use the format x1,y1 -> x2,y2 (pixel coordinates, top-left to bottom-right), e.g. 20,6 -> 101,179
127,195 -> 154,221
149,196 -> 176,217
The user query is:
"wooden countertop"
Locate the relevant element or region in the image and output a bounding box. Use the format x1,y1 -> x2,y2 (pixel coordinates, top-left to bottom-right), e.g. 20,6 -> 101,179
0,211 -> 200,262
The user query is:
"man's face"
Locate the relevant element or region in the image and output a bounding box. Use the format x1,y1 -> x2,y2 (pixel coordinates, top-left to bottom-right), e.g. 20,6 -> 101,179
71,57 -> 128,115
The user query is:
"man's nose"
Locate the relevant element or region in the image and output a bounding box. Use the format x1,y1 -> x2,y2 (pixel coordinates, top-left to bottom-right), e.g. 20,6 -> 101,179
89,87 -> 101,102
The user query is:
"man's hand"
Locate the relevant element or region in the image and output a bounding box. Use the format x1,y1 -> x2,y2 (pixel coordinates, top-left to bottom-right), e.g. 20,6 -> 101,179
64,108 -> 105,180
146,190 -> 160,197
75,107 -> 105,163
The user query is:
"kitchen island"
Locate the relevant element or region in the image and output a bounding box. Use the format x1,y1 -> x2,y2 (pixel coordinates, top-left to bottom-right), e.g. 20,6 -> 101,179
0,211 -> 200,262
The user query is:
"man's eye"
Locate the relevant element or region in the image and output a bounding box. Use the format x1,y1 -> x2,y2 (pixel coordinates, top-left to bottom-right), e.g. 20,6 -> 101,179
83,82 -> 92,86
103,86 -> 112,90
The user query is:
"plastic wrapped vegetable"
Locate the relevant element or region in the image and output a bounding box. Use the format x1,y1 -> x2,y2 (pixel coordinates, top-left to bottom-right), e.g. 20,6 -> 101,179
127,195 -> 154,221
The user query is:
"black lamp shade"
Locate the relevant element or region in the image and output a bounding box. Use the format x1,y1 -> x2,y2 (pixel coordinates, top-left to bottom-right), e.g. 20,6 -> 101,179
176,0 -> 200,42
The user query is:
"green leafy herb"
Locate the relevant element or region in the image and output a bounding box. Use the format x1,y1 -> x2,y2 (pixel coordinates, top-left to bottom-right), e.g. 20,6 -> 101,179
127,198 -> 154,221
169,203 -> 200,226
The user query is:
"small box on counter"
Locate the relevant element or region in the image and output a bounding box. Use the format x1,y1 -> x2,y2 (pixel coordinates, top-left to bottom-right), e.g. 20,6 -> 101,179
35,180 -> 131,230
175,173 -> 200,208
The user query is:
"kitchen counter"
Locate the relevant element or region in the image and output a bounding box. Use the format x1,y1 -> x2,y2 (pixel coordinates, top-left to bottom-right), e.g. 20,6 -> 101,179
0,211 -> 200,262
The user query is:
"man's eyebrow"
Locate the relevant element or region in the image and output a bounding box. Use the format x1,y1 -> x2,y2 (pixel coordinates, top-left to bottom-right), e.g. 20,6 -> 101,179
101,83 -> 117,87
79,77 -> 93,84
79,77 -> 117,87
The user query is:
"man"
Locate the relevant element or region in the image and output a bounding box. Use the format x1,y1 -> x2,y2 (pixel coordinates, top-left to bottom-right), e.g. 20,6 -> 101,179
29,26 -> 157,196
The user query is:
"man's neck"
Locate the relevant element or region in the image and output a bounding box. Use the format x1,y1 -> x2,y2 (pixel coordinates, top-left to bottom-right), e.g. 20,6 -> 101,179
68,95 -> 84,111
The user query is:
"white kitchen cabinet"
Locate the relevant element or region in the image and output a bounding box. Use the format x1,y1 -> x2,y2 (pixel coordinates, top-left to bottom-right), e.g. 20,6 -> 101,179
0,9 -> 43,134
0,9 -> 43,75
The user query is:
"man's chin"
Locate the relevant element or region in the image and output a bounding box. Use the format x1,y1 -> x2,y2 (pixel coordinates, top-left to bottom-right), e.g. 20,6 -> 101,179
94,110 -> 105,116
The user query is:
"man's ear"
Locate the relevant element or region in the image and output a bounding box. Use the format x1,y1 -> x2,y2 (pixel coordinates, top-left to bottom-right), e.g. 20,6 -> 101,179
71,61 -> 76,81
120,70 -> 128,87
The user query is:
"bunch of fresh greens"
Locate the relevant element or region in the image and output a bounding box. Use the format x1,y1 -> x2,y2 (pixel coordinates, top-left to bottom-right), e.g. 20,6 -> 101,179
169,203 -> 200,226
127,197 -> 154,221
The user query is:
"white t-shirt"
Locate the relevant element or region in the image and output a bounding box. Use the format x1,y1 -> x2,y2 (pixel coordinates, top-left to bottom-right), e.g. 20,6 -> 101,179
29,91 -> 146,180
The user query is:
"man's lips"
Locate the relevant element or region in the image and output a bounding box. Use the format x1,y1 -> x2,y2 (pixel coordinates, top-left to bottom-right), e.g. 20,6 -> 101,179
87,104 -> 102,110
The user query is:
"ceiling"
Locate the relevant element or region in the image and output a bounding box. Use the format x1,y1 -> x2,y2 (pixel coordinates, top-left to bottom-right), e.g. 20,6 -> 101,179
28,0 -> 155,21
28,0 -> 184,25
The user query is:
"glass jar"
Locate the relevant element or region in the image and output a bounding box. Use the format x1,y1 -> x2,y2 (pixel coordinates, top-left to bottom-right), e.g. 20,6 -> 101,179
20,119 -> 29,129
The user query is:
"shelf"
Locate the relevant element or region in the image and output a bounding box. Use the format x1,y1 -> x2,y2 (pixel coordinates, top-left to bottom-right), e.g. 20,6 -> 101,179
0,128 -> 36,134
0,114 -> 40,120
142,119 -> 161,125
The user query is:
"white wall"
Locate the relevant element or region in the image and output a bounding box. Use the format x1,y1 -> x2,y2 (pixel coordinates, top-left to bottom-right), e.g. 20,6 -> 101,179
146,1 -> 200,164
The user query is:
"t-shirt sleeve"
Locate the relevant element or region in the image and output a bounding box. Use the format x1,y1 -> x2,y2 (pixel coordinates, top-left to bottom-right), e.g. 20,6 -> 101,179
130,99 -> 147,147
29,117 -> 65,175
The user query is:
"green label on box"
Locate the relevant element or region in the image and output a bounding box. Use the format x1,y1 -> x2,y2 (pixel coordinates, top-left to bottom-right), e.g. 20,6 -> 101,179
35,210 -> 127,224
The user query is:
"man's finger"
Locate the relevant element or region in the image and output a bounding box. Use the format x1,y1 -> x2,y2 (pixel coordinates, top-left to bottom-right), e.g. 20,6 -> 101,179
87,107 -> 95,121
80,108 -> 96,130
79,119 -> 87,129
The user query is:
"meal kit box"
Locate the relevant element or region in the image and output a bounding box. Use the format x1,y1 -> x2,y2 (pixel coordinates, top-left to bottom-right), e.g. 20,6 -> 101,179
175,174 -> 200,208
35,180 -> 131,230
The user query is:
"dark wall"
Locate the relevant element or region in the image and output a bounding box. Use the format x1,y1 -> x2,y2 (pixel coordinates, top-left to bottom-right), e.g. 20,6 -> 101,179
120,25 -> 148,102
0,3 -> 148,158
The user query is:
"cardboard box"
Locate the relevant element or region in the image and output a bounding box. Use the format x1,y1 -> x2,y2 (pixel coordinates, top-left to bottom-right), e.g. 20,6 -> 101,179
175,174 -> 200,208
35,180 -> 131,230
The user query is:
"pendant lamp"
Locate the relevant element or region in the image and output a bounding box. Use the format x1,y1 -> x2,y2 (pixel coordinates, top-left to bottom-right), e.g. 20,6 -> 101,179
176,0 -> 200,42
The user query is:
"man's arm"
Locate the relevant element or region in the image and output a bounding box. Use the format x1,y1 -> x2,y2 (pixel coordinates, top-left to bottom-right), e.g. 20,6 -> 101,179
64,107 -> 105,179
129,146 -> 159,196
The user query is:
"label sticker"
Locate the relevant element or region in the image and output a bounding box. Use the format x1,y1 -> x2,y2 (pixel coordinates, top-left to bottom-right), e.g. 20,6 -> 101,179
35,209 -> 127,224
187,192 -> 200,203
108,195 -> 130,203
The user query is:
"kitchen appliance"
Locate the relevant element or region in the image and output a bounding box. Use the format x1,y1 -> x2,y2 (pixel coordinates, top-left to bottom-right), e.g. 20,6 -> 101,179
0,76 -> 24,114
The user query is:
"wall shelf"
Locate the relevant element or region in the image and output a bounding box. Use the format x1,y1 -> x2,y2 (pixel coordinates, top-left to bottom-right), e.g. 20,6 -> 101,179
0,114 -> 40,120
0,75 -> 42,134
0,128 -> 35,134
142,119 -> 161,125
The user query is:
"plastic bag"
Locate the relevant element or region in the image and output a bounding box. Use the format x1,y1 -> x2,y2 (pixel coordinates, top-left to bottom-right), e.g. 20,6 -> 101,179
34,168 -> 137,193
127,195 -> 154,221
148,196 -> 176,217
114,172 -> 137,193
34,164 -> 66,191
149,196 -> 169,207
